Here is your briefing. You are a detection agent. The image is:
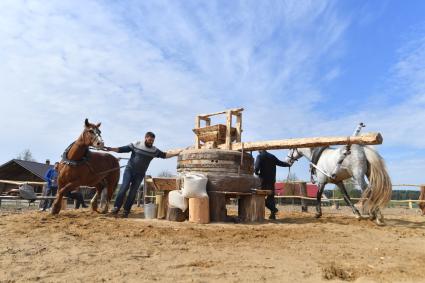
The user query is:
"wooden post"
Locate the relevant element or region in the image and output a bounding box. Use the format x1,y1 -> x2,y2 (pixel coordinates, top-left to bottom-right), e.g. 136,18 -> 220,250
61,198 -> 67,211
236,113 -> 242,143
238,193 -> 265,222
225,110 -> 232,150
419,185 -> 425,215
156,193 -> 166,219
195,116 -> 201,149
300,182 -> 308,212
209,193 -> 227,222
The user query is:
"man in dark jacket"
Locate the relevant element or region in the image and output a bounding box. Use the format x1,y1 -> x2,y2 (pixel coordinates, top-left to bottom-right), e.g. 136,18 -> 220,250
254,150 -> 292,219
106,131 -> 181,217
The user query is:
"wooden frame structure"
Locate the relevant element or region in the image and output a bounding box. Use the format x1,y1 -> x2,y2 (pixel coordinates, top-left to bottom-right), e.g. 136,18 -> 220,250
194,107 -> 243,150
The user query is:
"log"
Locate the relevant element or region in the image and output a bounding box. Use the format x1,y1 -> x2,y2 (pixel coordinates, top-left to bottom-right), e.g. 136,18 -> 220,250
166,206 -> 188,222
238,194 -> 265,222
189,197 -> 210,224
216,132 -> 383,151
209,193 -> 227,222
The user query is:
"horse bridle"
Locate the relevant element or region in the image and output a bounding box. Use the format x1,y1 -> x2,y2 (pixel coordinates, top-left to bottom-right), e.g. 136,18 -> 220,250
85,127 -> 104,148
287,148 -> 302,164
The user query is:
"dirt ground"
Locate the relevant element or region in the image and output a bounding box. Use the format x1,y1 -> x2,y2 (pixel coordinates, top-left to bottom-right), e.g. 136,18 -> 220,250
0,205 -> 424,283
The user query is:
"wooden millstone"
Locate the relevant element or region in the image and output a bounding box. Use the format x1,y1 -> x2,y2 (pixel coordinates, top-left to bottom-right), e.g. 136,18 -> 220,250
177,149 -> 260,193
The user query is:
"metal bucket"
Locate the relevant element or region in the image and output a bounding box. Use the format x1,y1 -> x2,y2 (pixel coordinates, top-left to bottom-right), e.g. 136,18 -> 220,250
144,203 -> 157,219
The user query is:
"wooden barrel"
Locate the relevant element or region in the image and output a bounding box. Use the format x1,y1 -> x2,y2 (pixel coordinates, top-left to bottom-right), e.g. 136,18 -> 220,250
189,197 -> 210,224
177,149 -> 260,193
178,149 -> 254,174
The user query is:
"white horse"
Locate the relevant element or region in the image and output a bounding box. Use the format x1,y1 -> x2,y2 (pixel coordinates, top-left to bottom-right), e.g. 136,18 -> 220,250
286,145 -> 392,225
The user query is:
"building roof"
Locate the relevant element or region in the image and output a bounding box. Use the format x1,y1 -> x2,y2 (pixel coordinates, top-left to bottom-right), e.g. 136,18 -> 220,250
0,159 -> 53,181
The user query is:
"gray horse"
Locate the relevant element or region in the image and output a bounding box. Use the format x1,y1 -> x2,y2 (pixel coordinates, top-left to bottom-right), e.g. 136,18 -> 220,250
287,145 -> 392,225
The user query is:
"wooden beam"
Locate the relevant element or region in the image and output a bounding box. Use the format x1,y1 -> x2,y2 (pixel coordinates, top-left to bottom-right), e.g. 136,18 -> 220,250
195,116 -> 200,149
235,113 -> 242,142
217,132 -> 383,151
225,110 -> 232,150
0,179 -> 46,186
198,107 -> 244,119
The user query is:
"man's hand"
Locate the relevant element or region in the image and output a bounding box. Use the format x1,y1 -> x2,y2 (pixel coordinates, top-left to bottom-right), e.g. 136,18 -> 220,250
104,147 -> 112,151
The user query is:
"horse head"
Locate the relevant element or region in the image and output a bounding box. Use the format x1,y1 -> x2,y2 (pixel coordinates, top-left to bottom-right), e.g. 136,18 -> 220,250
286,148 -> 303,164
82,118 -> 104,149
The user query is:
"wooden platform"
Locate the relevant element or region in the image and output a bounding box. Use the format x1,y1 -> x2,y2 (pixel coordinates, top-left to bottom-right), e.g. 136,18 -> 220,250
209,189 -> 271,222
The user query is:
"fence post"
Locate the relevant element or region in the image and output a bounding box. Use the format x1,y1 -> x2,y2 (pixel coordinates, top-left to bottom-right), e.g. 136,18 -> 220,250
419,185 -> 425,214
300,182 -> 308,212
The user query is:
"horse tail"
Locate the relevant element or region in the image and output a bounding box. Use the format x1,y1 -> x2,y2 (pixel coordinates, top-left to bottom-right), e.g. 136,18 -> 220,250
363,146 -> 392,213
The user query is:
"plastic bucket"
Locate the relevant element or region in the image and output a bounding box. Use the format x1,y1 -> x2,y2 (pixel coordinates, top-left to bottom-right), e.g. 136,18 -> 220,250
144,203 -> 157,219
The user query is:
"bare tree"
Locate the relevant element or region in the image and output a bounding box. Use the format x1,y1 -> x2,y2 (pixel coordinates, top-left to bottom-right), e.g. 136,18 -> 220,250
16,149 -> 36,161
158,170 -> 174,177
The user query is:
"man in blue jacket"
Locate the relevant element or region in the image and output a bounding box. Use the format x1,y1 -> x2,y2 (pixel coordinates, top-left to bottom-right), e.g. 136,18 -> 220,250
106,131 -> 182,217
255,150 -> 292,220
42,162 -> 59,211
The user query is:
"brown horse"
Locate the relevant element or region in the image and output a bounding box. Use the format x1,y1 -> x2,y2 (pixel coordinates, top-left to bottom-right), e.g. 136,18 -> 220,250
51,119 -> 120,215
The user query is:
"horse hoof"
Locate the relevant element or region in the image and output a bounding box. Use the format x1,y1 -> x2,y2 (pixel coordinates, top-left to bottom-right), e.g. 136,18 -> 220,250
51,208 -> 59,215
315,213 -> 322,218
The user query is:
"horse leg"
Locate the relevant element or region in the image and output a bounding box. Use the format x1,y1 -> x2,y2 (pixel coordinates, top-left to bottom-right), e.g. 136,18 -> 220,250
51,183 -> 75,215
100,186 -> 109,214
353,174 -> 372,218
315,183 -> 326,218
90,184 -> 103,212
336,182 -> 362,219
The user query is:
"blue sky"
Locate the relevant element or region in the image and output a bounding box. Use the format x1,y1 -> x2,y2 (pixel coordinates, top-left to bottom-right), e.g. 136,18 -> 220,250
0,0 -> 424,187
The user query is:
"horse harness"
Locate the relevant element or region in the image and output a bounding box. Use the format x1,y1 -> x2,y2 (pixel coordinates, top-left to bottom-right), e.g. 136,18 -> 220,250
309,146 -> 329,183
61,142 -> 123,177
61,142 -> 91,166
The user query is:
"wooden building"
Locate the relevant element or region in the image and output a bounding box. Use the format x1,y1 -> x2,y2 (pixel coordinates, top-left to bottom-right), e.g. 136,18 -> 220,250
0,159 -> 52,194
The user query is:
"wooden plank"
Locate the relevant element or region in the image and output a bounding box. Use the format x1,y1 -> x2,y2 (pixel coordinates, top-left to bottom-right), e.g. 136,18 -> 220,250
198,108 -> 244,119
217,132 -> 383,151
0,180 -> 46,186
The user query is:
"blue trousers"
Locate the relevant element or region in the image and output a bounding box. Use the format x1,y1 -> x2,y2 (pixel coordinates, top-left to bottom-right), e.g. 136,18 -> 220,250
114,167 -> 144,212
43,186 -> 58,210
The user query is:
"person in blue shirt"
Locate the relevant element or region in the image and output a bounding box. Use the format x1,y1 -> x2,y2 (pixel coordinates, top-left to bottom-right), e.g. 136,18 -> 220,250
255,150 -> 292,220
42,162 -> 59,211
106,131 -> 182,217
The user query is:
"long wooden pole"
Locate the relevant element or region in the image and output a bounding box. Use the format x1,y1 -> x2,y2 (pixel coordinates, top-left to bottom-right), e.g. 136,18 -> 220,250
217,132 -> 383,151
167,132 -> 383,154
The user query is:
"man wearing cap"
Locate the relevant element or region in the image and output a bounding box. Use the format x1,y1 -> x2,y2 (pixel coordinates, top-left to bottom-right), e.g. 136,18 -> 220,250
105,131 -> 182,217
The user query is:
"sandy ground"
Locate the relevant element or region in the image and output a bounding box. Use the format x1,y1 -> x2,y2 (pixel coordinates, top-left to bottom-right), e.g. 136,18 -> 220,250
0,205 -> 424,283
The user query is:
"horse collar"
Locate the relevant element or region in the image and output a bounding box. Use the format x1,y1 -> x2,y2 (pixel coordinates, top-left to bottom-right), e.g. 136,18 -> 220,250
61,142 -> 90,166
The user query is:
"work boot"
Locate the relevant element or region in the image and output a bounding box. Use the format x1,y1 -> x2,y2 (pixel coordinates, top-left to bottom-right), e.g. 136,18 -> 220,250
269,213 -> 277,220
110,207 -> 119,215
122,210 -> 130,218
